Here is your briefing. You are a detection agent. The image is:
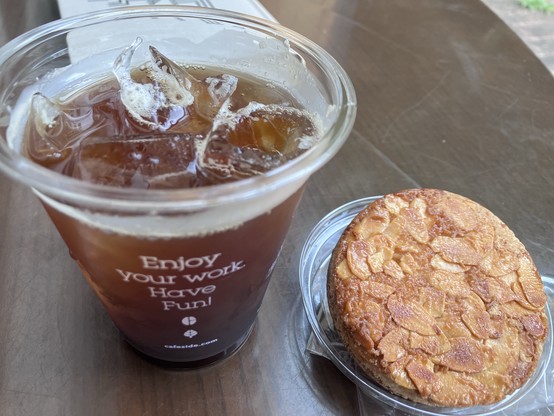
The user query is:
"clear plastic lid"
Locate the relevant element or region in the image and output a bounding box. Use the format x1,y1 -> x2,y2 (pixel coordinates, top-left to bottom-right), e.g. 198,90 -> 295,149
299,196 -> 553,415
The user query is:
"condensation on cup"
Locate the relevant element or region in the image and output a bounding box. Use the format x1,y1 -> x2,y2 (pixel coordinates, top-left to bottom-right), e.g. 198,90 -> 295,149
0,7 -> 356,367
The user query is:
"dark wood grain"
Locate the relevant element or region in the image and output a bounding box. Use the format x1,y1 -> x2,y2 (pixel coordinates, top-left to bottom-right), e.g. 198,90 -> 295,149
0,0 -> 553,415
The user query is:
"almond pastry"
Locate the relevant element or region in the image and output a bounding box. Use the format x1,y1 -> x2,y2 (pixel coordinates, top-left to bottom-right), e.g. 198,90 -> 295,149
327,189 -> 548,407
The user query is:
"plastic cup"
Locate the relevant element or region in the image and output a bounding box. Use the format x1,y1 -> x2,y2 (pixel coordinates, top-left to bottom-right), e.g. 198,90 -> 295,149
0,6 -> 356,367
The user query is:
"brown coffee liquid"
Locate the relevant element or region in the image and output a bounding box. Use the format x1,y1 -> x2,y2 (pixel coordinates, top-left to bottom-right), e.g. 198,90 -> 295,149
24,66 -> 317,187
24,61 -> 316,366
43,187 -> 304,365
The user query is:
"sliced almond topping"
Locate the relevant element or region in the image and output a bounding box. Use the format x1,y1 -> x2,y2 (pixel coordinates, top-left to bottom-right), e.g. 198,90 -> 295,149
410,197 -> 427,216
402,207 -> 429,244
487,302 -> 502,318
384,194 -> 409,216
494,223 -> 524,253
437,196 -> 479,232
400,253 -> 419,275
430,236 -> 482,266
389,357 -> 416,390
481,248 -> 519,277
368,234 -> 395,252
500,301 -> 536,319
429,372 -> 487,408
428,270 -> 471,298
346,240 -> 372,279
461,310 -> 493,339
484,326 -> 519,374
345,297 -> 379,322
350,299 -> 385,344
501,271 -> 519,286
365,235 -> 394,273
336,260 -> 353,280
521,314 -> 546,338
380,247 -> 395,263
420,286 -> 445,318
409,332 -> 451,355
353,217 -> 388,240
473,370 -> 511,396
406,357 -> 442,398
360,298 -> 381,315
367,252 -> 385,273
517,334 -> 536,366
369,203 -> 391,222
378,328 -> 407,362
517,255 -> 547,308
512,281 -> 543,311
396,241 -> 420,254
432,337 -> 486,373
464,291 -> 486,312
467,277 -> 492,303
466,224 -> 495,257
469,276 -> 516,304
437,314 -> 473,338
365,281 -> 396,300
358,325 -> 375,350
488,316 -> 505,339
383,260 -> 404,280
488,278 -> 517,303
387,296 -> 441,336
343,301 -> 352,313
431,254 -> 469,273
383,215 -> 407,241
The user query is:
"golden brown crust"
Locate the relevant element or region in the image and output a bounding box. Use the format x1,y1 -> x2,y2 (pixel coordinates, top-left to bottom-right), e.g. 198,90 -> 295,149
327,189 -> 548,407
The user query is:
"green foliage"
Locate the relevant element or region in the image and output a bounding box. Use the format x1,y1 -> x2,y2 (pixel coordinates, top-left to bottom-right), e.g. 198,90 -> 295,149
519,0 -> 554,12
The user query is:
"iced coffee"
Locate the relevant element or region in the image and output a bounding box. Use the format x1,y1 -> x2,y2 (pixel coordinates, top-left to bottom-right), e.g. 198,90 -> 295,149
0,8 -> 356,367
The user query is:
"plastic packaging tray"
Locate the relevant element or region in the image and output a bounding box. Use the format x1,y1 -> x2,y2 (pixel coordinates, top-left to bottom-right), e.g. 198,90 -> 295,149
300,196 -> 553,415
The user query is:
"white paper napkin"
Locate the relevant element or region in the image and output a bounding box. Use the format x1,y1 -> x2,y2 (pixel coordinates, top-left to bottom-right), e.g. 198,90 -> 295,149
57,0 -> 276,21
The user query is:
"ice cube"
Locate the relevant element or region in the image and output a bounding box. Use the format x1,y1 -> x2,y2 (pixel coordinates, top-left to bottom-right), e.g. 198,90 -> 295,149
148,46 -> 237,120
196,128 -> 283,183
197,74 -> 238,120
68,133 -> 196,189
114,39 -> 239,131
113,39 -> 189,131
147,46 -> 195,108
24,93 -> 99,166
113,38 -> 170,130
195,102 -> 319,183
227,103 -> 318,157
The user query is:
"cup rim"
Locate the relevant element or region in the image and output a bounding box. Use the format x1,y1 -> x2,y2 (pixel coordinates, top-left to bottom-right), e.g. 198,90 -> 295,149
0,6 -> 356,212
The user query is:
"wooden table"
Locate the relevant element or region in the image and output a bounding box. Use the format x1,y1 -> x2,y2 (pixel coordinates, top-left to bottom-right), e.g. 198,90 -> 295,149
0,0 -> 553,415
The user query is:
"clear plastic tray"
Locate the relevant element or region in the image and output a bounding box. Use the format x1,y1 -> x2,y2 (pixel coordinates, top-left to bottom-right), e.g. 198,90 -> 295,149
299,196 -> 553,415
